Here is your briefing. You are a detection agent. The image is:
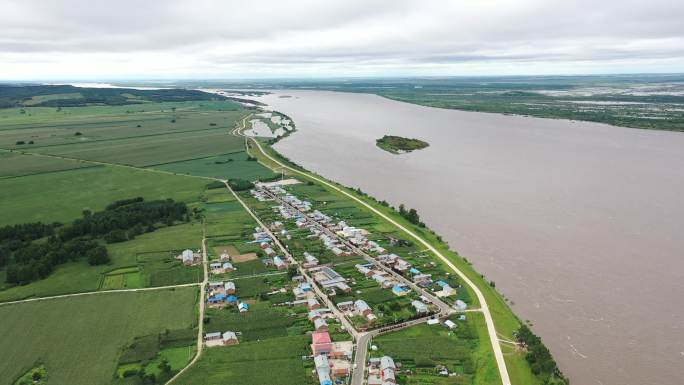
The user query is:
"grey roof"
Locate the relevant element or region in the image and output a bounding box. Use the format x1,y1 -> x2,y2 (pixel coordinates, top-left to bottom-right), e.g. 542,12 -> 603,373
380,356 -> 396,370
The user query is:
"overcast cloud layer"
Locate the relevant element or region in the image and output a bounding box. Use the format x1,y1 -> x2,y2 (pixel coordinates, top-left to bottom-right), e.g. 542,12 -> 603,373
1,0 -> 683,80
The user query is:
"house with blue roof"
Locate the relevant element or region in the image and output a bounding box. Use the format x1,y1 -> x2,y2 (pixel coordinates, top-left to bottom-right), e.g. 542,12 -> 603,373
391,285 -> 409,296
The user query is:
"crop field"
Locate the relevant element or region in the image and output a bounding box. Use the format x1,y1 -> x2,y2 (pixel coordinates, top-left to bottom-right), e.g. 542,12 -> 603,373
0,287 -> 198,385
203,198 -> 259,238
205,303 -> 309,341
174,335 -> 313,385
0,165 -> 205,226
30,129 -> 245,166
0,101 -> 244,148
0,222 -> 202,302
372,314 -> 500,385
0,151 -> 94,178
151,151 -> 277,181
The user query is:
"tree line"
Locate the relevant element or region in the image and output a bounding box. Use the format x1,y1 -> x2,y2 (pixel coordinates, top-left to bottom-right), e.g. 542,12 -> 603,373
516,325 -> 569,384
398,204 -> 425,227
1,197 -> 188,285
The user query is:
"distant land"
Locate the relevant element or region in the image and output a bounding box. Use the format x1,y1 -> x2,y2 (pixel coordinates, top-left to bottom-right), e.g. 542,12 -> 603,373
121,74 -> 684,132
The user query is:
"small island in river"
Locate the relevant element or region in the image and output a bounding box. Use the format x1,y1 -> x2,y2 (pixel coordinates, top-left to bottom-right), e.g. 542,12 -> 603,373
376,135 -> 429,154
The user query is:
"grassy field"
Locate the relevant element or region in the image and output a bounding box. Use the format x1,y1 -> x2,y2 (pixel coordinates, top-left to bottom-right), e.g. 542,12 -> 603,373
151,151 -> 277,181
0,165 -> 205,226
0,287 -> 198,385
30,129 -> 245,166
173,335 -> 313,385
0,151 -> 94,178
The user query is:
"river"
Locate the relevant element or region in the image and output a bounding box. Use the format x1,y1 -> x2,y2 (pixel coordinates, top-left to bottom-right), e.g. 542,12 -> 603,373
245,90 -> 684,385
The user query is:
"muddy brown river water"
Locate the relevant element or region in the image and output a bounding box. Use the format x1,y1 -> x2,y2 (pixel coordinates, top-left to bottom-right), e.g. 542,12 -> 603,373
246,90 -> 684,385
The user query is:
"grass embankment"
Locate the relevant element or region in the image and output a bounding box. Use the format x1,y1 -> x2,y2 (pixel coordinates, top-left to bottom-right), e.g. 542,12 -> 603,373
248,139 -> 541,385
376,135 -> 429,154
0,287 -> 198,385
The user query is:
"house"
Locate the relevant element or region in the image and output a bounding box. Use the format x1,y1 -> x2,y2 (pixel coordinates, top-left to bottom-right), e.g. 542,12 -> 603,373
314,318 -> 328,331
264,247 -> 276,257
308,310 -> 322,321
329,359 -> 351,377
300,282 -> 312,292
337,301 -> 354,311
354,300 -> 372,316
308,298 -> 321,310
355,264 -> 373,277
329,341 -> 354,359
335,282 -> 352,293
238,302 -> 249,312
391,285 -> 409,297
380,356 -> 396,383
426,318 -> 440,325
207,293 -> 227,305
181,249 -> 194,265
366,313 -> 378,324
222,331 -> 239,345
409,268 -> 421,275
439,284 -> 456,297
413,273 -> 432,283
314,355 -> 333,385
394,259 -> 411,273
303,252 -> 319,268
444,320 -> 457,330
204,332 -> 221,342
311,331 -> 333,355
226,295 -> 238,304
210,262 -> 222,272
455,300 -> 467,311
411,300 -> 429,314
222,262 -> 234,272
224,281 -> 236,294
273,256 -> 287,270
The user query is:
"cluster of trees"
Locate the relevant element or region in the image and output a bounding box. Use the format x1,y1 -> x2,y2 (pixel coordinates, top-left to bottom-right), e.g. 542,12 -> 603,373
1,197 -> 188,285
228,178 -> 254,191
516,325 -> 568,384
398,204 -> 425,227
0,222 -> 58,268
60,198 -> 188,242
5,239 -> 108,284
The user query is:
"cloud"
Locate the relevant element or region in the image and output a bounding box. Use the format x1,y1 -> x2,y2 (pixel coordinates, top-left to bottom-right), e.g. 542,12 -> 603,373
1,0 -> 683,79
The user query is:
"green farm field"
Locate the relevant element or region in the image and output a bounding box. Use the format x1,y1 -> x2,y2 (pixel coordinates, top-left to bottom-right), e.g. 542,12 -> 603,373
173,335 -> 313,385
0,165 -> 205,226
0,151 -> 94,178
151,151 -> 277,181
0,287 -> 198,385
30,129 -> 245,166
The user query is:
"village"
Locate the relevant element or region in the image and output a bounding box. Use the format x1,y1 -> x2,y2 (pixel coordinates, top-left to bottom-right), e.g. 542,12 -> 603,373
179,177 -> 475,385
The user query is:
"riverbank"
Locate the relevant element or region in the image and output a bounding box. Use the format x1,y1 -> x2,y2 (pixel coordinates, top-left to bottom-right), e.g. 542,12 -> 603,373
245,134 -> 567,385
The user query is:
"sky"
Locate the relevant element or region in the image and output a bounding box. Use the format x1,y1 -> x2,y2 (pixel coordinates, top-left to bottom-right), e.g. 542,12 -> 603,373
1,0 -> 683,80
